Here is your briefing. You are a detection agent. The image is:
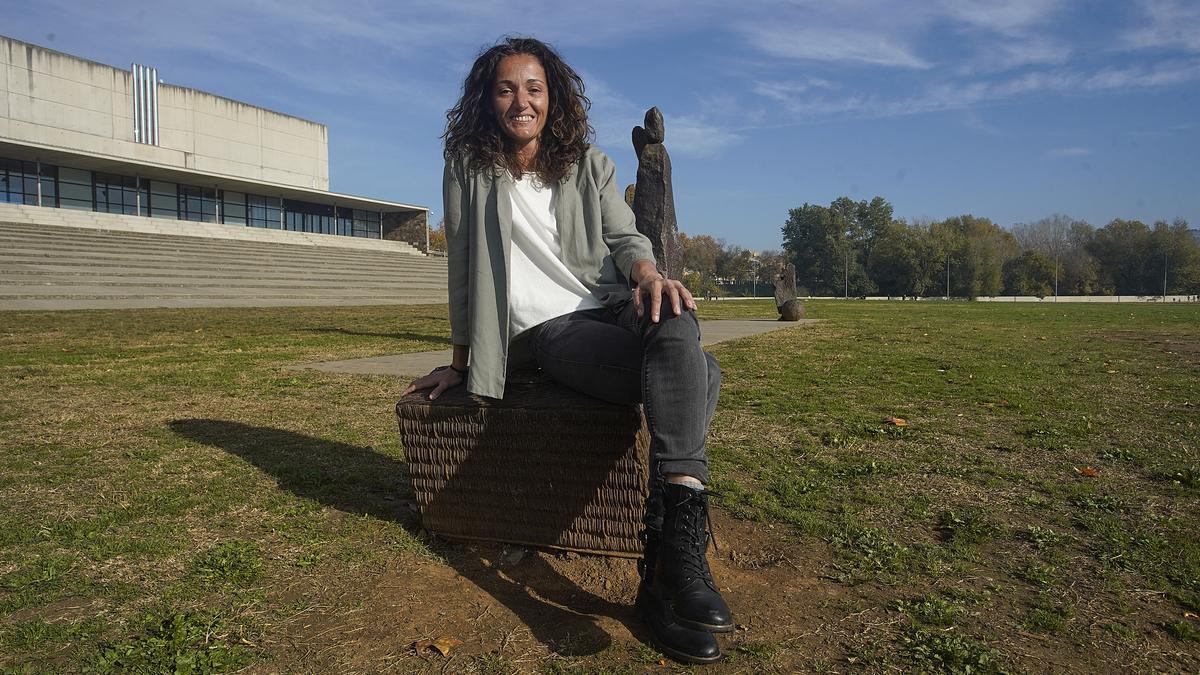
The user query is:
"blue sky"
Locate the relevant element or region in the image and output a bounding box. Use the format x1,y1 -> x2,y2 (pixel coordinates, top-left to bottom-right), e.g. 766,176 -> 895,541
6,0 -> 1198,251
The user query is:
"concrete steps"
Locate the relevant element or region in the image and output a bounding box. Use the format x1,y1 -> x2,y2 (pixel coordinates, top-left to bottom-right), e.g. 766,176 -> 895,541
0,248 -> 448,277
0,209 -> 449,310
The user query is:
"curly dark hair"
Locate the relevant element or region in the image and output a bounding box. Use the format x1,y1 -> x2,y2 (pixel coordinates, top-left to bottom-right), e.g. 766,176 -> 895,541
443,37 -> 593,183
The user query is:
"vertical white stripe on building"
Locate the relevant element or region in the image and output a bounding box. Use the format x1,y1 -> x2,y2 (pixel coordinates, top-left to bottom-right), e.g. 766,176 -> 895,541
131,64 -> 140,142
149,67 -> 159,145
132,64 -> 160,146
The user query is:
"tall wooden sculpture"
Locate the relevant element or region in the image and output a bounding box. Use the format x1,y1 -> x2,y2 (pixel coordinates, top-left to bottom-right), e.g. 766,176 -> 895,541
626,107 -> 683,280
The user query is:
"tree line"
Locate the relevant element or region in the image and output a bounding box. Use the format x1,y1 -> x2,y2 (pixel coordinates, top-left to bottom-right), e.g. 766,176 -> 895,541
778,196 -> 1200,298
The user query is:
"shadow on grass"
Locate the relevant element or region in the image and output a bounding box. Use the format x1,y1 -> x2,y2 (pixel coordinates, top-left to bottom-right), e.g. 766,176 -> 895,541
301,327 -> 452,344
168,418 -> 632,657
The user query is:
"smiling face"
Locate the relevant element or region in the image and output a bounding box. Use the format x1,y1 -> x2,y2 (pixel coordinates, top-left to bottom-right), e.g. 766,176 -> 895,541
492,53 -> 549,164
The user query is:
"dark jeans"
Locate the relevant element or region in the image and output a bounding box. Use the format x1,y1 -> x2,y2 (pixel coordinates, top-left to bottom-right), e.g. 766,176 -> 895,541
528,301 -> 719,484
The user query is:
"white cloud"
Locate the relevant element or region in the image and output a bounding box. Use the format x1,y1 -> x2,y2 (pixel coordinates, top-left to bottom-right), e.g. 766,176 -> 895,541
661,116 -> 744,157
753,59 -> 1200,119
981,36 -> 1073,70
1123,0 -> 1200,53
731,0 -> 1073,72
938,0 -> 1067,33
740,23 -> 932,69
752,78 -> 838,103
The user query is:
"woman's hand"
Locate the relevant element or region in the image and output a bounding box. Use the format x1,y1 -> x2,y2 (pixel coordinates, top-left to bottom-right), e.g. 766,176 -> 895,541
402,366 -> 464,400
631,260 -> 697,323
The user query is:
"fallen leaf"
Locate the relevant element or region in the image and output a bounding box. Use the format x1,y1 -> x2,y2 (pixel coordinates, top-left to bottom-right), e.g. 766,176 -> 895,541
413,637 -> 462,657
1074,466 -> 1101,478
884,417 -> 908,427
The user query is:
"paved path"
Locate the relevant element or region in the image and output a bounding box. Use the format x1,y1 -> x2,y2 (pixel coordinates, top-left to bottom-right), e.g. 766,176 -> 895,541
293,318 -> 818,378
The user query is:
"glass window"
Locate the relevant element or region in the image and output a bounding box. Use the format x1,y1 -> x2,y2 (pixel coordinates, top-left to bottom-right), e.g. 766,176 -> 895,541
247,195 -> 281,229
335,207 -> 354,236
221,191 -> 246,225
0,158 -> 45,206
352,209 -> 380,238
282,199 -> 335,234
94,172 -> 145,216
150,181 -> 178,219
40,164 -> 58,207
179,185 -> 218,222
0,160 -> 13,204
58,167 -> 93,211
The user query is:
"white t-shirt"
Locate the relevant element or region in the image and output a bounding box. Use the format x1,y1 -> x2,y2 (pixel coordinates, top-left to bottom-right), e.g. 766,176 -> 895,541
507,173 -> 604,339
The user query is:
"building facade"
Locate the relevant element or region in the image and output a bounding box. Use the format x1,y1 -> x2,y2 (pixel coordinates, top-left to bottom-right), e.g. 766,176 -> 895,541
0,35 -> 426,244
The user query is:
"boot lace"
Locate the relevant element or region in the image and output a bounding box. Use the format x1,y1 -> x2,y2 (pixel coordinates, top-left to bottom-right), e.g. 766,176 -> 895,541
671,489 -> 720,587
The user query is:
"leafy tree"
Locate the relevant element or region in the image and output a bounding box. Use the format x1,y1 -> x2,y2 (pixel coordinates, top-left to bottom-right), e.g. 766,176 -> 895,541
428,219 -> 447,253
752,249 -> 784,287
782,197 -> 884,296
930,215 -> 1016,298
868,219 -> 938,297
783,203 -> 843,296
1148,219 -> 1200,294
1012,214 -> 1088,297
1088,219 -> 1152,294
680,233 -> 721,280
1061,220 -> 1099,295
715,243 -> 754,284
682,270 -> 723,299
1003,250 -> 1055,297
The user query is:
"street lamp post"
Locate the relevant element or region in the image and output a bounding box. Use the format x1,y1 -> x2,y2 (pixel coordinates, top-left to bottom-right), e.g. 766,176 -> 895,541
844,232 -> 851,300
750,253 -> 759,299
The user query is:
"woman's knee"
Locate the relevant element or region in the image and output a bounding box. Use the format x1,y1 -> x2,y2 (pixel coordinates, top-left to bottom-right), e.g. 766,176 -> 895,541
644,307 -> 701,344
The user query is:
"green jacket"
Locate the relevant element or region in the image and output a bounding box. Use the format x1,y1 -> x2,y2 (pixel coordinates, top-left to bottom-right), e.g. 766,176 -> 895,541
444,146 -> 655,399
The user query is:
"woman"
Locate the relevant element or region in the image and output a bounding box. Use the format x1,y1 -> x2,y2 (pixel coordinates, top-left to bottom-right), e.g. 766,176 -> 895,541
402,36 -> 732,664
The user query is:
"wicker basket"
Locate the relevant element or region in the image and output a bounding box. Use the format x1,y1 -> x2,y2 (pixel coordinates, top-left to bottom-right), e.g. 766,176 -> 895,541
395,371 -> 650,557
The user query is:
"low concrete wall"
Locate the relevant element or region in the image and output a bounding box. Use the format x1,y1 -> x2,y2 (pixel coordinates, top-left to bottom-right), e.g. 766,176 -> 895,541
975,295 -> 1198,303
712,295 -> 1200,303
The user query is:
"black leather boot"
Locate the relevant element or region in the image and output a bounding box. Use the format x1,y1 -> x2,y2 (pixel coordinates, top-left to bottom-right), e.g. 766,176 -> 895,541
653,481 -> 735,633
636,481 -> 721,664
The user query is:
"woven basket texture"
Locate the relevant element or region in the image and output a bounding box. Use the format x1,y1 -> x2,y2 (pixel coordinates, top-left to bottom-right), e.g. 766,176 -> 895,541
395,371 -> 650,557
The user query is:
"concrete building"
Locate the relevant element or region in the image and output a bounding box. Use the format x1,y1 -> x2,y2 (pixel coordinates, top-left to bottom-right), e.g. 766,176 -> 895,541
0,35 -> 427,247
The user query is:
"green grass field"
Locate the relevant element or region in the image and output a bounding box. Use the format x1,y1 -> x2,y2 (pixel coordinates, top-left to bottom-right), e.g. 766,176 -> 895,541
1,300 -> 1197,673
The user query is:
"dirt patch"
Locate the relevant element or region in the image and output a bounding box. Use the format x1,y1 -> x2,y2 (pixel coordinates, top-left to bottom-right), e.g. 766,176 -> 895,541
8,596 -> 105,624
251,508 -> 850,672
1099,331 -> 1200,364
